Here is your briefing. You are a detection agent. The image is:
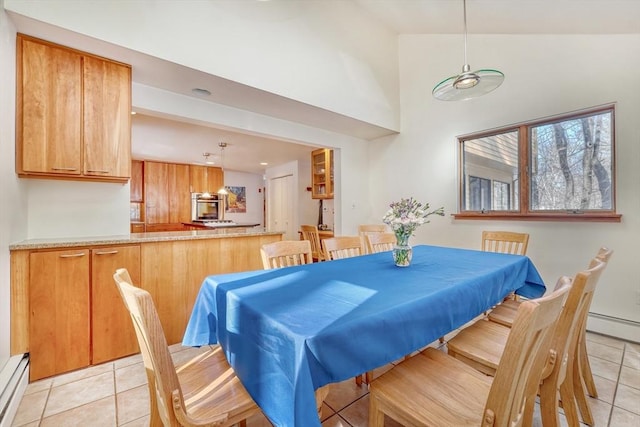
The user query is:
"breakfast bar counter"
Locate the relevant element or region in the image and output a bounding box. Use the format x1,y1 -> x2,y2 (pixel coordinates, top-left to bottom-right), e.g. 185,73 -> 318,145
9,227 -> 280,250
10,228 -> 284,380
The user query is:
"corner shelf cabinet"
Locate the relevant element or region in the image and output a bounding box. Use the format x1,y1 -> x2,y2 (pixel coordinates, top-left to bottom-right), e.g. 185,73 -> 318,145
311,148 -> 334,199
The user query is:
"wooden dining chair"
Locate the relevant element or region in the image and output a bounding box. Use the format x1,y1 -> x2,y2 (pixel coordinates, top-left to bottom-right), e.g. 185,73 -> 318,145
446,258 -> 607,427
365,232 -> 396,254
577,247 -> 614,402
322,236 -> 362,260
300,224 -> 327,262
487,247 -> 613,423
260,240 -> 313,269
357,224 -> 388,254
482,230 -> 530,255
113,268 -> 260,427
369,277 -> 569,427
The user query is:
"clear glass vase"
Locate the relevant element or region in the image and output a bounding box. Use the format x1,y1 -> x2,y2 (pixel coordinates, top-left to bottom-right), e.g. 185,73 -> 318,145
393,231 -> 412,267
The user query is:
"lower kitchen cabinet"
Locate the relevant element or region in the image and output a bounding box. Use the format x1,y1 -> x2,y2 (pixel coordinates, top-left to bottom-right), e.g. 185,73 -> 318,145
27,244 -> 141,380
91,245 -> 140,364
29,248 -> 91,381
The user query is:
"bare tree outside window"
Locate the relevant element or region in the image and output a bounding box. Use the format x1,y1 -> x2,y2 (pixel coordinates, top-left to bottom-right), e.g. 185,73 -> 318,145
458,105 -> 617,221
530,111 -> 612,211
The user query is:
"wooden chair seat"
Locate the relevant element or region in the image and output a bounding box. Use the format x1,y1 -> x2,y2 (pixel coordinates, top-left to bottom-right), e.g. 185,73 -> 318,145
113,268 -> 260,427
322,236 -> 362,260
369,280 -> 569,427
260,240 -> 313,269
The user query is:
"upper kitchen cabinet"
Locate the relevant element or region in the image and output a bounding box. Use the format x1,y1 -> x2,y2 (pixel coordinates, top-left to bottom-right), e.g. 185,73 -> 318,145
189,165 -> 224,194
16,34 -> 132,182
130,160 -> 144,202
311,148 -> 334,199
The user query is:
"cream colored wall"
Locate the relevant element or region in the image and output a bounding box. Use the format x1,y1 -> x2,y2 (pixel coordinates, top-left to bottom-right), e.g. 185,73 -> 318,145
4,0 -> 399,131
368,33 -> 640,341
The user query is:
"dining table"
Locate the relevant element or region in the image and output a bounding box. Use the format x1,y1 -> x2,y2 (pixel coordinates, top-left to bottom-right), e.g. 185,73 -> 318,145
182,244 -> 546,427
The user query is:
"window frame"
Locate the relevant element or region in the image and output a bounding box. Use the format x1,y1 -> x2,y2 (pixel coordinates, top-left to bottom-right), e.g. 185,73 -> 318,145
454,104 -> 621,222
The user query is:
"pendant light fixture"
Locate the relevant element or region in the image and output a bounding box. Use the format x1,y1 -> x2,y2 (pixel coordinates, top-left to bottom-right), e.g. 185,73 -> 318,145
200,152 -> 214,198
217,142 -> 228,195
432,0 -> 504,101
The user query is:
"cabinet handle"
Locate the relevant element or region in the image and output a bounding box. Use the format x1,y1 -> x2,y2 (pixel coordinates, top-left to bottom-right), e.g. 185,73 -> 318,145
59,253 -> 86,258
87,170 -> 110,174
51,167 -> 78,171
94,250 -> 119,255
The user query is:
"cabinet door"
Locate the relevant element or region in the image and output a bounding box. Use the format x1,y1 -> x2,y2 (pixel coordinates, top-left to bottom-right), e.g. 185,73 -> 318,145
130,160 -> 144,202
29,249 -> 90,380
207,167 -> 224,195
144,161 -> 169,224
189,165 -> 206,194
311,149 -> 334,199
168,163 -> 191,224
18,37 -> 82,175
91,245 -> 141,364
190,165 -> 223,194
83,56 -> 132,178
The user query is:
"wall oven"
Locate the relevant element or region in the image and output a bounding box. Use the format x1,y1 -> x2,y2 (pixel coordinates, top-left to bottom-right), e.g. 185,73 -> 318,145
191,193 -> 224,222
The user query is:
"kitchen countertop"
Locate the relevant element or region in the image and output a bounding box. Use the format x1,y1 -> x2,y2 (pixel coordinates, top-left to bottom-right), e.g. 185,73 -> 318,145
183,222 -> 260,229
9,227 -> 283,250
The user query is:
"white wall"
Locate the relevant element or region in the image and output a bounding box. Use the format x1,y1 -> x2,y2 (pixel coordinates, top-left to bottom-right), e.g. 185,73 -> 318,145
4,0 -> 399,131
369,33 -> 640,341
0,0 -> 26,368
222,170 -> 264,226
25,180 -> 130,239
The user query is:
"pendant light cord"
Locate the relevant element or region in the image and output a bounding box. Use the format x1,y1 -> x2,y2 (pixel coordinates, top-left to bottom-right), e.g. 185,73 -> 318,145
462,0 -> 469,68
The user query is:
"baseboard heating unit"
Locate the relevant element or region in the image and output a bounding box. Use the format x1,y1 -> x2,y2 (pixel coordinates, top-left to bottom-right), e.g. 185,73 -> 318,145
0,354 -> 29,427
587,312 -> 640,344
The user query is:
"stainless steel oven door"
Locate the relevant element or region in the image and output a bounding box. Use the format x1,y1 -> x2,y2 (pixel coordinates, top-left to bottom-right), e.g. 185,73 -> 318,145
191,193 -> 224,221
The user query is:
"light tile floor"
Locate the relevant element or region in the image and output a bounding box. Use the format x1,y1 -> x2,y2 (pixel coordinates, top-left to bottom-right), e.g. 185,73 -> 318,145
11,331 -> 640,427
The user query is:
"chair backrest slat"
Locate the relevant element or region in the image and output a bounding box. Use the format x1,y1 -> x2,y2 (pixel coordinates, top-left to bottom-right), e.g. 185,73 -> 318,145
482,231 -> 529,256
260,240 -> 313,269
358,224 -> 388,254
113,268 -> 180,426
484,281 -> 569,426
322,236 -> 363,260
300,225 -> 326,261
366,232 -> 396,254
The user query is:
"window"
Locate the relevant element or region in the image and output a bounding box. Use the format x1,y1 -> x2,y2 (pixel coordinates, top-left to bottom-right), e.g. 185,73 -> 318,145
456,104 -> 619,221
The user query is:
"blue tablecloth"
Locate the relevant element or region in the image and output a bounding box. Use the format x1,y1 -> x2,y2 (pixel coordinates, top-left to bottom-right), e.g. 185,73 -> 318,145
183,245 -> 545,427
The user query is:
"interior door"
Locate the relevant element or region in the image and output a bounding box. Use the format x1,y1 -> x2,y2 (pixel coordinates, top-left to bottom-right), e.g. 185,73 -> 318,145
268,175 -> 295,240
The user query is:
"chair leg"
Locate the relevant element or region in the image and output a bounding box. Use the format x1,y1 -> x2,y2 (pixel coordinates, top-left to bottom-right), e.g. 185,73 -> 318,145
573,354 -> 595,426
355,374 -> 363,386
559,375 -> 582,427
369,394 -> 385,427
538,378 -> 560,427
579,331 -> 598,398
365,370 -> 373,385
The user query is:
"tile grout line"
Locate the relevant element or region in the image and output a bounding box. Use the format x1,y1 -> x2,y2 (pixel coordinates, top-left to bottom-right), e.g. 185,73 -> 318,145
606,342 -> 627,426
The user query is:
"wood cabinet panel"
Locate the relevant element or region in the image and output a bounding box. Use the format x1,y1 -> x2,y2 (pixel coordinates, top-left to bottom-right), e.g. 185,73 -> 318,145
91,245 -> 140,364
141,234 -> 281,345
18,37 -> 82,175
83,56 -> 131,179
29,249 -> 90,381
189,165 -> 223,194
144,161 -> 169,224
168,163 -> 191,224
16,34 -> 131,182
130,160 -> 143,202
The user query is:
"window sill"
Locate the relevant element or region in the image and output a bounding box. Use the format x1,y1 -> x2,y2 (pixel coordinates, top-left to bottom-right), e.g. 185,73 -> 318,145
452,212 -> 622,223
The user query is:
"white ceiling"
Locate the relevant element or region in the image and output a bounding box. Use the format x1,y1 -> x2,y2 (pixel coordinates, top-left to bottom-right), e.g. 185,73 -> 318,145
8,0 -> 640,175
356,0 -> 640,35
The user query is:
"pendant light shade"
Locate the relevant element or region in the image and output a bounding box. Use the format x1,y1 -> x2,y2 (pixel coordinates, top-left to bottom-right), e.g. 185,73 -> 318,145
432,0 -> 504,101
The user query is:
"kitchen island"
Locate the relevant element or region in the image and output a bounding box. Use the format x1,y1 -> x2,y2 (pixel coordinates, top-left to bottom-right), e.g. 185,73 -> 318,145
10,227 -> 283,380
